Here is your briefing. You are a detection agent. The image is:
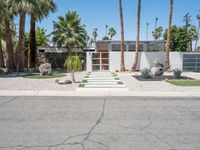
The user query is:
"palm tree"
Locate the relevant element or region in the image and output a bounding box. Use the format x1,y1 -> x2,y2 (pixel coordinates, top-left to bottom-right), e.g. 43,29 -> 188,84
195,10 -> 200,51
118,0 -> 126,72
146,22 -> 149,41
131,0 -> 141,71
0,0 -> 15,71
0,16 -> 5,68
10,0 -> 36,72
28,0 -> 56,69
92,28 -> 98,42
108,27 -> 117,40
51,11 -> 87,57
165,0 -> 173,71
155,17 -> 158,30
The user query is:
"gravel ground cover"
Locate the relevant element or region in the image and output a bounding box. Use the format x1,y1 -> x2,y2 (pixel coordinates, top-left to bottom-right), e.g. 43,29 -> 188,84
118,72 -> 200,92
0,72 -> 86,91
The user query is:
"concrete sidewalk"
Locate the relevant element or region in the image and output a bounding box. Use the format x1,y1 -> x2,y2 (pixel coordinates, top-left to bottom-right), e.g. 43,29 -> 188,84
0,90 -> 200,98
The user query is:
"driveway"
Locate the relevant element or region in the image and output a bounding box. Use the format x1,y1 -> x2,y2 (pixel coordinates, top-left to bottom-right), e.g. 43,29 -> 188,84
0,96 -> 200,150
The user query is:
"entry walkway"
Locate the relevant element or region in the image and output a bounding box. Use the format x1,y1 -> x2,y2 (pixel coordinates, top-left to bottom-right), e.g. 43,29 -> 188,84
77,72 -> 129,92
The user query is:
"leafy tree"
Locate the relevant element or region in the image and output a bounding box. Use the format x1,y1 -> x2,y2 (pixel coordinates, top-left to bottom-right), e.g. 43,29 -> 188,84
152,26 -> 163,40
102,36 -> 110,40
188,25 -> 198,51
51,11 -> 87,56
164,25 -> 190,52
64,55 -> 81,83
108,27 -> 117,40
195,10 -> 200,50
36,27 -> 49,46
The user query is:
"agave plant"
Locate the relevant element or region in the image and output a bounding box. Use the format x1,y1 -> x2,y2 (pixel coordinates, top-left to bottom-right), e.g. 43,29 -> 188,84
173,68 -> 182,79
141,68 -> 152,79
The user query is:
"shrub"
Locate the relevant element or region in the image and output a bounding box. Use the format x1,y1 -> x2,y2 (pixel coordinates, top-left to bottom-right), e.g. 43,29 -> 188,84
64,55 -> 81,82
141,68 -> 152,79
173,68 -> 182,79
0,68 -> 8,75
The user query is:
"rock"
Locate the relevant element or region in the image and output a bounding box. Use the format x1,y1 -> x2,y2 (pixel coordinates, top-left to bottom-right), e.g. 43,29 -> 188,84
151,59 -> 164,77
55,76 -> 72,85
39,63 -> 52,76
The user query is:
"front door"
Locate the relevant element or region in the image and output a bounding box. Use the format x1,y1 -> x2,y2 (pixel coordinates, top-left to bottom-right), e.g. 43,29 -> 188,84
92,52 -> 109,71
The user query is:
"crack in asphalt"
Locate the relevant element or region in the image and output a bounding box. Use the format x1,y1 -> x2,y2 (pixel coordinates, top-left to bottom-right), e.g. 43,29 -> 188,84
62,98 -> 108,150
147,131 -> 175,150
0,98 -> 108,150
0,97 -> 20,108
140,112 -> 152,131
185,107 -> 200,120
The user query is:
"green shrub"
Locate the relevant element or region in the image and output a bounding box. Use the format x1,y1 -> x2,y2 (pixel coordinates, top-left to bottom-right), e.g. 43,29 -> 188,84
0,68 -> 8,74
64,55 -> 81,82
141,68 -> 152,79
173,68 -> 182,79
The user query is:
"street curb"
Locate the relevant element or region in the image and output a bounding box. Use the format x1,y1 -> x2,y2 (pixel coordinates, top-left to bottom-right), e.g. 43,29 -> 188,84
0,91 -> 200,98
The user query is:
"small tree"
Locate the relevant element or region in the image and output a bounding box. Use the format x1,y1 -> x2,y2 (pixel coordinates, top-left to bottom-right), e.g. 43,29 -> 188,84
64,55 -> 81,83
152,26 -> 163,40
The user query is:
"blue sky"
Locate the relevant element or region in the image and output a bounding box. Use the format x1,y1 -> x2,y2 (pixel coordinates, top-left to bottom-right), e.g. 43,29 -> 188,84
21,0 -> 200,41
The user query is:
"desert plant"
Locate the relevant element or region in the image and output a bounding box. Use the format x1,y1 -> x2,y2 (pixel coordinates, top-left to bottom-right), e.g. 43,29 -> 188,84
173,68 -> 182,79
64,55 -> 81,83
141,68 -> 152,79
0,68 -> 8,75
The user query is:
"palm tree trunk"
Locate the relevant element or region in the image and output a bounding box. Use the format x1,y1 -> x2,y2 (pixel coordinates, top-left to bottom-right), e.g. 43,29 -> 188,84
4,16 -> 15,72
194,21 -> 200,51
119,0 -> 126,72
28,14 -> 36,69
17,11 -> 26,72
71,70 -> 75,83
0,40 -> 5,68
131,0 -> 141,71
165,0 -> 173,71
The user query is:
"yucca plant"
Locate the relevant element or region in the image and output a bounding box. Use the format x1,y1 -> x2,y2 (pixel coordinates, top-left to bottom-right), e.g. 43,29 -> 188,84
173,68 -> 182,79
141,68 -> 152,79
64,55 -> 81,83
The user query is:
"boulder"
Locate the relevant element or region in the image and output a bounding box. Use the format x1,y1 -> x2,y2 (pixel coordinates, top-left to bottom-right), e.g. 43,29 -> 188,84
55,76 -> 72,85
39,63 -> 52,76
151,59 -> 164,77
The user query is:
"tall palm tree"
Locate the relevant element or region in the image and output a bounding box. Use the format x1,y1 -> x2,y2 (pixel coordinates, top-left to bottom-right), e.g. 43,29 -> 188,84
92,28 -> 98,42
108,27 -> 117,40
195,10 -> 200,51
165,0 -> 173,71
118,0 -> 126,72
0,16 -> 5,68
28,0 -> 56,69
131,0 -> 141,71
51,11 -> 87,57
0,0 -> 15,71
10,0 -> 36,72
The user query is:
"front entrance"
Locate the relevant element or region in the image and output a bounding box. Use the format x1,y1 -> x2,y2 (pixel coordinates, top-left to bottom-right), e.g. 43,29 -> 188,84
92,52 -> 109,71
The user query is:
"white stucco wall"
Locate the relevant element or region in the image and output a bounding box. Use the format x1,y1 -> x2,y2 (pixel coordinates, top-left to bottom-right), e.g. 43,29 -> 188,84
86,52 -> 199,72
86,52 -> 92,71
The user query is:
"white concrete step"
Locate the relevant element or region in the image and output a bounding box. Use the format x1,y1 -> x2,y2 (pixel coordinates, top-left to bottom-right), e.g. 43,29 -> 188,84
86,80 -> 119,82
83,82 -> 119,85
85,78 -> 115,80
84,85 -> 126,88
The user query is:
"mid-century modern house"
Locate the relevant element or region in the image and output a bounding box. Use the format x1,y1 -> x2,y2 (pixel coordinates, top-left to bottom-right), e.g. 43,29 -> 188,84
37,40 -> 200,72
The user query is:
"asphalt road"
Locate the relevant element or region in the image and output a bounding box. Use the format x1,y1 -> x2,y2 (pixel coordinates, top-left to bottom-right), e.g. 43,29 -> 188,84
0,96 -> 200,150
